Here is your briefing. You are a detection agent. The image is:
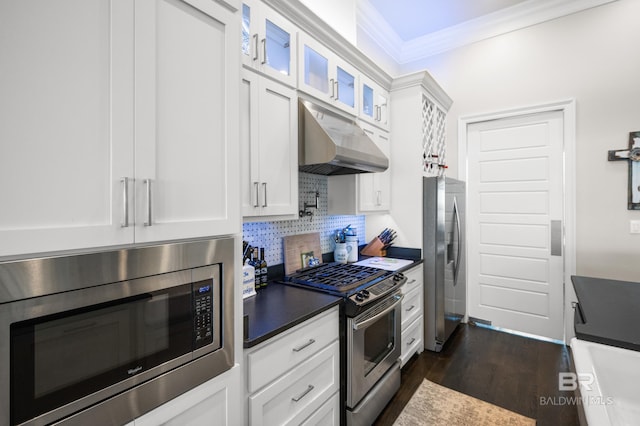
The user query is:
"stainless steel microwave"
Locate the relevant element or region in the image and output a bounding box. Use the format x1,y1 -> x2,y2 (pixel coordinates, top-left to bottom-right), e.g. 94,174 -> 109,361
0,237 -> 235,426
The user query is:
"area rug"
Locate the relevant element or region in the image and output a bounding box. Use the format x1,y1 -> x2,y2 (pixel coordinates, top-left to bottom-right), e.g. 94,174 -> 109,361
393,379 -> 536,425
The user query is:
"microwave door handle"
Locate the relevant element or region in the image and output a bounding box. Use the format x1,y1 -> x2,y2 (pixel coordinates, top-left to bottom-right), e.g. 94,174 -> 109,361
352,294 -> 404,331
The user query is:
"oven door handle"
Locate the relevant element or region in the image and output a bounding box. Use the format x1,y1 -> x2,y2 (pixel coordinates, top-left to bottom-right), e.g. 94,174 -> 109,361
352,294 -> 404,331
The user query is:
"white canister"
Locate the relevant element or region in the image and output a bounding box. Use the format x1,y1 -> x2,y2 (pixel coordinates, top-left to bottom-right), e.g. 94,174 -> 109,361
345,235 -> 358,263
334,243 -> 348,264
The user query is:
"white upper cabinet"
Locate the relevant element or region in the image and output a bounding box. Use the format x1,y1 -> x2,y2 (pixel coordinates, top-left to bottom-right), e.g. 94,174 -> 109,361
327,123 -> 391,215
359,74 -> 390,131
0,0 -> 240,259
0,0 -> 135,258
133,0 -> 240,243
241,70 -> 298,219
241,0 -> 297,87
298,33 -> 358,116
358,124 -> 391,212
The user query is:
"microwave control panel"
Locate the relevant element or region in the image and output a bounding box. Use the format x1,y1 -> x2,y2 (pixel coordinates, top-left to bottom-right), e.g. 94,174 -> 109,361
193,281 -> 213,348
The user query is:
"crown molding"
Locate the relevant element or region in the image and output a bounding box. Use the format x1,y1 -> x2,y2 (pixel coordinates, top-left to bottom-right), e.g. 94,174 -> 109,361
358,0 -> 618,63
391,71 -> 453,111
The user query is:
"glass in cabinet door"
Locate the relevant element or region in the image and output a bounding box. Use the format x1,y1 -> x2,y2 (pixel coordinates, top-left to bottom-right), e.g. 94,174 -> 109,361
265,19 -> 290,76
336,66 -> 355,108
362,84 -> 374,118
242,4 -> 251,57
304,45 -> 329,94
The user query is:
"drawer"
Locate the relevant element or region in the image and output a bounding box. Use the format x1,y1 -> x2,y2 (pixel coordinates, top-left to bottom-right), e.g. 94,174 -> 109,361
247,306 -> 339,393
249,340 -> 340,426
402,264 -> 423,293
401,315 -> 423,367
301,391 -> 340,426
401,284 -> 422,330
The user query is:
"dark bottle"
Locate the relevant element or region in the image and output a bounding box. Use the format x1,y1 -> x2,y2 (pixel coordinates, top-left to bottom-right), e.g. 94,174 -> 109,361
252,247 -> 262,289
259,248 -> 268,288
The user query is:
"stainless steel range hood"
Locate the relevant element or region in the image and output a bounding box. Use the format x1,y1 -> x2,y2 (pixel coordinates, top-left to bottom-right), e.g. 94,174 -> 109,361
298,99 -> 389,175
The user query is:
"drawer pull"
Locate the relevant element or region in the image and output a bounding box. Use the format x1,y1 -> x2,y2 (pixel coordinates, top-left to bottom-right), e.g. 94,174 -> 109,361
406,305 -> 416,312
292,338 -> 316,352
292,385 -> 314,402
407,279 -> 417,285
406,337 -> 416,346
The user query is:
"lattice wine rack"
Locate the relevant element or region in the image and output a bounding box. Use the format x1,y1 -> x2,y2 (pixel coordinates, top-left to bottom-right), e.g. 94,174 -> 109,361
421,94 -> 447,176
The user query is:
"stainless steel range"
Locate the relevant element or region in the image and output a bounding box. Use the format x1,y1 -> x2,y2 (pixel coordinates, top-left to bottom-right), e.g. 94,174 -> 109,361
285,262 -> 406,426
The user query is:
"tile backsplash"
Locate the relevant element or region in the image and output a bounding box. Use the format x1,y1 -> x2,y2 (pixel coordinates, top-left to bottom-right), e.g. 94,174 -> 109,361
242,172 -> 365,266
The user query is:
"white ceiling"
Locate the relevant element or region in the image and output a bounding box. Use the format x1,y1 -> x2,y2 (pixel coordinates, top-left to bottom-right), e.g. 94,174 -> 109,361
367,0 -> 528,41
357,0 -> 618,65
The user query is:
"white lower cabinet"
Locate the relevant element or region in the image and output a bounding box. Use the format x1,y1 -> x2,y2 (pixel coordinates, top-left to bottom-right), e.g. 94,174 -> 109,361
135,367 -> 241,426
244,306 -> 340,425
400,264 -> 424,366
300,392 -> 340,426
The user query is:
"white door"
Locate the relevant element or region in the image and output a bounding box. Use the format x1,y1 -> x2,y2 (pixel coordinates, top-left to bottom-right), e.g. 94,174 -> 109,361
134,0 -> 240,242
466,111 -> 564,341
0,0 -> 134,258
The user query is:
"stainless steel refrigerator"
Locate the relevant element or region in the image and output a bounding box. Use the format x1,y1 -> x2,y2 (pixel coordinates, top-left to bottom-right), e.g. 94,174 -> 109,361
423,176 -> 466,352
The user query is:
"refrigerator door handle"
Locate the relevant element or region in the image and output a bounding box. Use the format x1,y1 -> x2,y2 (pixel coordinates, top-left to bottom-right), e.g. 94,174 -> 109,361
453,196 -> 462,287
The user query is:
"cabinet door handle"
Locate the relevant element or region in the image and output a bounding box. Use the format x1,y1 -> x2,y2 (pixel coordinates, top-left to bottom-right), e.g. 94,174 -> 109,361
329,78 -> 335,98
334,80 -> 339,100
120,177 -> 129,228
292,385 -> 314,402
262,182 -> 268,207
261,38 -> 267,65
406,337 -> 416,346
292,338 -> 316,352
144,179 -> 152,226
252,34 -> 259,61
406,305 -> 415,312
253,182 -> 260,207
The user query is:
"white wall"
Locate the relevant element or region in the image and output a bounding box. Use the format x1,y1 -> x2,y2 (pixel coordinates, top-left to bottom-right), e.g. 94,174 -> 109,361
413,0 -> 640,281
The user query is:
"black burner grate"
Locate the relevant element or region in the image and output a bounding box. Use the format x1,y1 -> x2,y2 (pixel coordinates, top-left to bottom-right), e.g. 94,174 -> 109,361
286,263 -> 387,293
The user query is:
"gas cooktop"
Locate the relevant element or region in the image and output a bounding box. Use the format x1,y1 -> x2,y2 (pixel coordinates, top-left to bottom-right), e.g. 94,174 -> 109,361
284,262 -> 406,316
286,262 -> 388,293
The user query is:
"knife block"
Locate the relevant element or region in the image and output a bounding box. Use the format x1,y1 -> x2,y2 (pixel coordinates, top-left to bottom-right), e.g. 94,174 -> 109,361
360,237 -> 387,257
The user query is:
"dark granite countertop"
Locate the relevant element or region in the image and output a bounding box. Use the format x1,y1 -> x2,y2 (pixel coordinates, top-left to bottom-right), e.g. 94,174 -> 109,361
242,282 -> 342,348
242,246 -> 422,349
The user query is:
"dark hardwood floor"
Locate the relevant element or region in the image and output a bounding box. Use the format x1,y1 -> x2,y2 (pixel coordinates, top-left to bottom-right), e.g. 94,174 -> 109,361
374,324 -> 580,425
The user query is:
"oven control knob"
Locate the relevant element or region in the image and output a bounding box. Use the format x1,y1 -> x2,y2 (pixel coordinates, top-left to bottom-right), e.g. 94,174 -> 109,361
393,273 -> 404,282
355,293 -> 365,302
360,289 -> 370,298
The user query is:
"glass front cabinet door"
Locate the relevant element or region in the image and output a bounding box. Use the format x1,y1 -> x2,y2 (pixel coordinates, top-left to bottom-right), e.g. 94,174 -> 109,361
242,0 -> 297,87
359,74 -> 389,130
298,34 -> 358,115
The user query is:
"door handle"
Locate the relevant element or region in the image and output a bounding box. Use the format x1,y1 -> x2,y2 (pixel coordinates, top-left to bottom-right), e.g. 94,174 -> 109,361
120,177 -> 129,228
453,196 -> 461,286
261,38 -> 267,65
329,78 -> 335,98
253,182 -> 260,207
252,34 -> 259,61
551,220 -> 562,256
144,179 -> 152,226
262,182 -> 268,207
